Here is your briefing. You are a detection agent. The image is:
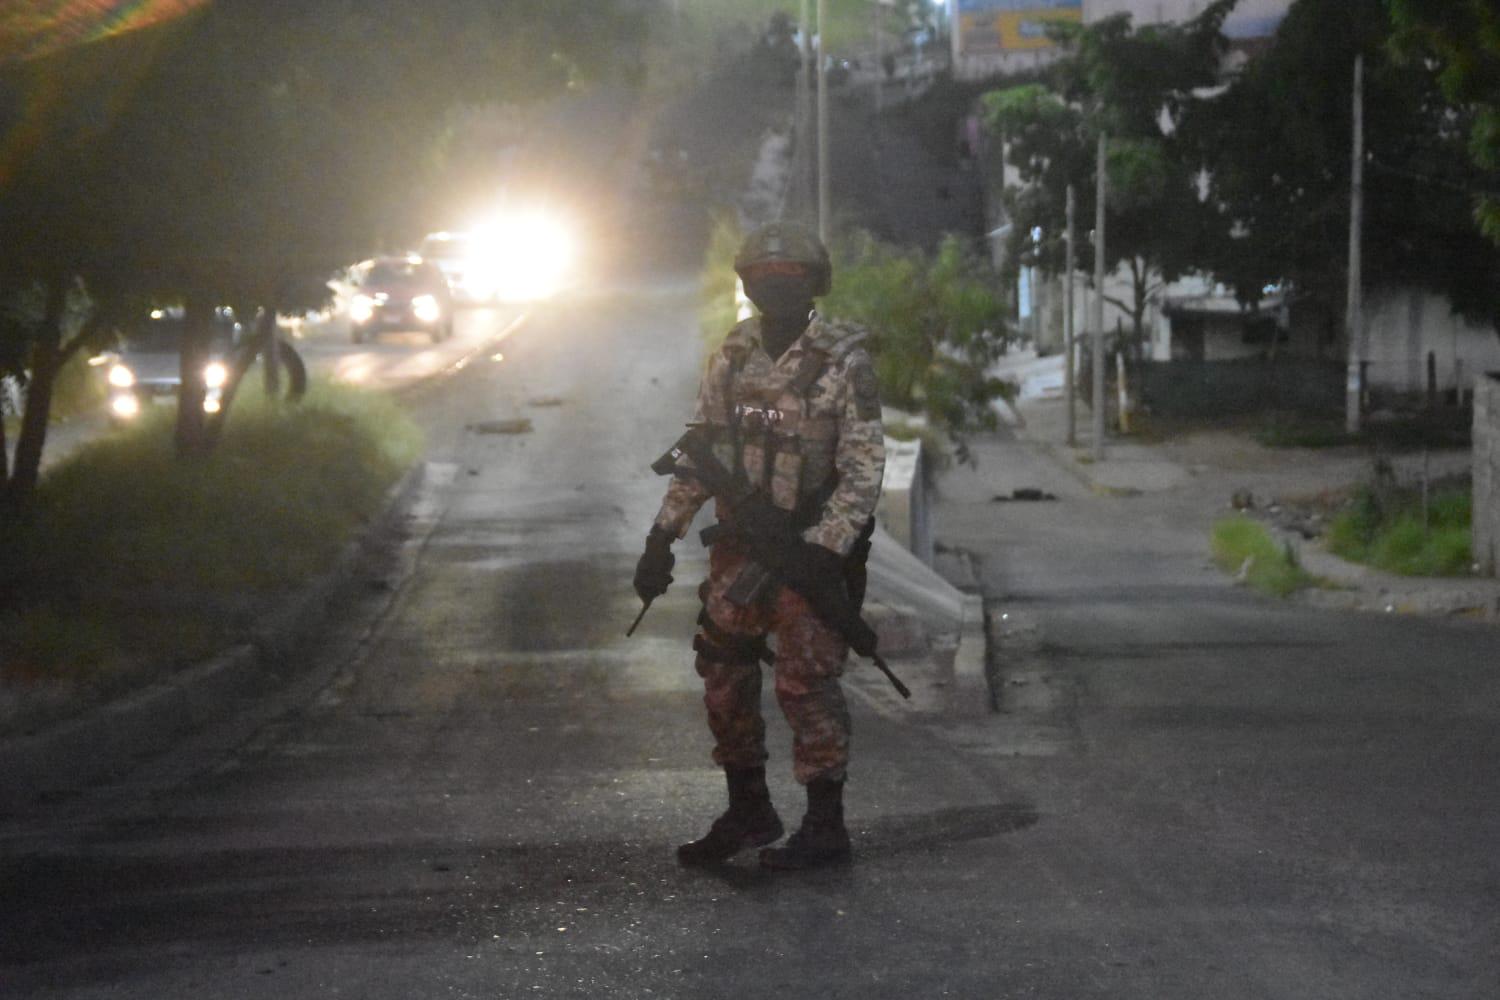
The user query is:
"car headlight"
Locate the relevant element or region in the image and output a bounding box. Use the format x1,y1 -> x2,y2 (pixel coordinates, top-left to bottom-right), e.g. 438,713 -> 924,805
111,394 -> 141,419
350,294 -> 376,324
203,361 -> 228,389
108,363 -> 136,389
412,294 -> 443,324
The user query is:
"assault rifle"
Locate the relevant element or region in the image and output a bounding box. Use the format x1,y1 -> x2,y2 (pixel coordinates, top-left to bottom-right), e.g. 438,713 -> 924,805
649,429 -> 910,699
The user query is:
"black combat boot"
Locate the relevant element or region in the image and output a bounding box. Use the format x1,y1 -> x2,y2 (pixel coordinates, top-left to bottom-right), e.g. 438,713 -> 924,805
677,766 -> 785,867
758,776 -> 851,870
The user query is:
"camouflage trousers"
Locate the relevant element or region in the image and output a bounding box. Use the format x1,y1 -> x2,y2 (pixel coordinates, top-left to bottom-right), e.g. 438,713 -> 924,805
694,540 -> 851,785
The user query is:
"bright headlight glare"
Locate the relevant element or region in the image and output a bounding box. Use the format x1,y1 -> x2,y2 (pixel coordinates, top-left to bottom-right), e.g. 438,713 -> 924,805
350,294 -> 375,324
203,361 -> 228,389
203,396 -> 222,414
111,394 -> 141,419
468,210 -> 575,302
412,294 -> 442,324
108,364 -> 136,388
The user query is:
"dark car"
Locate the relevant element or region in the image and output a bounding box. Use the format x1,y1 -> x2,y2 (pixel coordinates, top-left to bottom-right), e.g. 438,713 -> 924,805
348,256 -> 454,344
103,307 -> 243,424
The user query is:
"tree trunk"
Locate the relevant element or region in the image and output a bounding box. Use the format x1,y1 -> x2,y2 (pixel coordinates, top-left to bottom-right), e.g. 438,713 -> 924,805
175,295 -> 214,459
205,306 -> 273,450
4,281 -> 68,510
1129,258 -> 1149,362
261,308 -> 281,400
1,380 -> 10,489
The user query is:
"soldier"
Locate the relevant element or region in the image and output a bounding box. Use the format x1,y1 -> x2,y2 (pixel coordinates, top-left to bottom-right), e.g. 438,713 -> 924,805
633,221 -> 885,870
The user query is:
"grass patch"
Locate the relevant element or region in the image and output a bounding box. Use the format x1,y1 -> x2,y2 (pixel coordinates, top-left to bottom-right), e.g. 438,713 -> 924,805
1327,483 -> 1472,576
1211,517 -> 1317,597
0,380 -> 421,692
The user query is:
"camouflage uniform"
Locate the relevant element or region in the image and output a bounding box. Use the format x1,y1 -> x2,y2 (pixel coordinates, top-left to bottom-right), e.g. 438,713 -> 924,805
653,313 -> 885,785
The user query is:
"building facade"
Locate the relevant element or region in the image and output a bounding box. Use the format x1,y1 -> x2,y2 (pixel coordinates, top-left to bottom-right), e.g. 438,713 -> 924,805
949,0 -> 1291,79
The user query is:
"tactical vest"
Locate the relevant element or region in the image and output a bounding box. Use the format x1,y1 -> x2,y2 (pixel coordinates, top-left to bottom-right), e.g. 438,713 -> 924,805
709,318 -> 865,528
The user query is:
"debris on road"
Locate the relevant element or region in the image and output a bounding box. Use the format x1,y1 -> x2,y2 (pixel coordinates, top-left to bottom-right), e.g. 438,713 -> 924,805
468,418 -> 534,435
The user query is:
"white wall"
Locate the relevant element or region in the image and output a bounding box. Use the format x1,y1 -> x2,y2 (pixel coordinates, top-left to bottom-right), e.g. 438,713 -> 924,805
1362,289 -> 1500,396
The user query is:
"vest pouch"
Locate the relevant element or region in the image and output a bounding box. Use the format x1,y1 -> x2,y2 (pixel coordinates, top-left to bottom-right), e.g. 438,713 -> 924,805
771,443 -> 804,510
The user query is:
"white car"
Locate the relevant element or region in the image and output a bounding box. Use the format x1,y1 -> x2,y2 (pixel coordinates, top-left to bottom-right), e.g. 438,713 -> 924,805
419,232 -> 494,305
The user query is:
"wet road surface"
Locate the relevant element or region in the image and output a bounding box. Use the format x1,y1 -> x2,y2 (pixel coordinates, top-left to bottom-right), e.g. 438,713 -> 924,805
5,69 -> 1500,1000
5,292 -> 1500,1000
1,287 -> 1041,999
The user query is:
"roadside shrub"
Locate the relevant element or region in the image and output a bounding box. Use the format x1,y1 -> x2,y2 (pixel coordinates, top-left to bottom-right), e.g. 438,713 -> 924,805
0,380 -> 421,688
1327,483 -> 1472,576
821,231 -> 1013,442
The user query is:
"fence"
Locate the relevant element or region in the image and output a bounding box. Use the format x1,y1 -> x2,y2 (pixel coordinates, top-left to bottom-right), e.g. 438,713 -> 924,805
1135,359 -> 1344,418
1475,374 -> 1500,577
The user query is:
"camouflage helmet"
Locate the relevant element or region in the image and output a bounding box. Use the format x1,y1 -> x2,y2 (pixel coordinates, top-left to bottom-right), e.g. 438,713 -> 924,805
734,221 -> 832,297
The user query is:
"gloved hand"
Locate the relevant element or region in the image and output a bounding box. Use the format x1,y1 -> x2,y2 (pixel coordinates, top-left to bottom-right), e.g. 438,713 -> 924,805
733,492 -> 793,543
633,525 -> 676,602
779,541 -> 845,597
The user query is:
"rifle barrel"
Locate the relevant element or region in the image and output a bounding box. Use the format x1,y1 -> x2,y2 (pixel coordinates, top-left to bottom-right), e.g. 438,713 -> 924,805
872,654 -> 912,700
625,600 -> 652,638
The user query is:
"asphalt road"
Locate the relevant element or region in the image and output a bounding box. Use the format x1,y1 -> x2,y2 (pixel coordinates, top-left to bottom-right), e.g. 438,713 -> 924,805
1,281 -> 1035,1000
8,273 -> 1497,999
5,59 -> 1499,1000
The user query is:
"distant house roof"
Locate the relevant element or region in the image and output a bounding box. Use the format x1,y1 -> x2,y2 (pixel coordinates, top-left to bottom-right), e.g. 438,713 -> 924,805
1163,290 -> 1285,318
0,1 -> 207,65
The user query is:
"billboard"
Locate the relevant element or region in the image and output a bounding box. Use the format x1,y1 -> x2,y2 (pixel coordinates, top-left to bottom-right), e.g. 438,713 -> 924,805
955,0 -> 1082,56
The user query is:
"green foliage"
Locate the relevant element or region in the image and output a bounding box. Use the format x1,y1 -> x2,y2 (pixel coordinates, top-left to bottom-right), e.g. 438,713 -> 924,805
0,380 -> 421,685
1184,0 -> 1500,334
650,0 -> 925,65
821,231 -> 1012,438
1,1 -> 644,477
700,213 -> 746,355
1211,517 -> 1317,597
1389,0 -> 1500,241
1327,483 -> 1473,576
979,5 -> 1228,337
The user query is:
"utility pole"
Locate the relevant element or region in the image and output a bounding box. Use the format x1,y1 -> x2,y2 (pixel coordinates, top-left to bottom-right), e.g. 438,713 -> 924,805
797,0 -> 813,216
1092,130 -> 1107,461
1065,184 -> 1077,447
874,0 -> 884,116
1344,53 -> 1365,435
817,0 -> 830,242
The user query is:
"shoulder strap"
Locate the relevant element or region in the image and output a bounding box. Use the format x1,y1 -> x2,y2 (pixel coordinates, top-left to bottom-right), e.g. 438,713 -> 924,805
721,345 -> 748,484
788,347 -> 829,399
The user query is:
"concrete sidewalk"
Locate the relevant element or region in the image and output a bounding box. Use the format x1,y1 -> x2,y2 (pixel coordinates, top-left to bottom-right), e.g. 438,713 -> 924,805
999,390 -> 1192,496
992,393 -> 1500,620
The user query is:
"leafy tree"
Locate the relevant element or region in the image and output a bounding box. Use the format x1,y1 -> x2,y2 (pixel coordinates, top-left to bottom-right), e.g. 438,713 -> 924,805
1,1 -> 644,503
821,232 -> 1011,444
1389,0 -> 1500,242
1182,0 -> 1500,339
980,3 -> 1233,348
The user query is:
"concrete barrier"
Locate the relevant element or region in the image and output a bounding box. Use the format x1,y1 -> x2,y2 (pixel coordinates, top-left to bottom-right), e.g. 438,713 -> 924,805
1475,374 -> 1500,577
878,436 -> 932,566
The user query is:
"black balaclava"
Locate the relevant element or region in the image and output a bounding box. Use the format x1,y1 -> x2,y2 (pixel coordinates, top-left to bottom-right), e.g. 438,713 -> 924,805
743,269 -> 817,361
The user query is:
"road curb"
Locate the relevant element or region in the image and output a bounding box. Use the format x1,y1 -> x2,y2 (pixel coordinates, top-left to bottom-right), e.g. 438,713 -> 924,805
0,461 -> 429,816
1266,523 -> 1500,620
949,595 -> 993,716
